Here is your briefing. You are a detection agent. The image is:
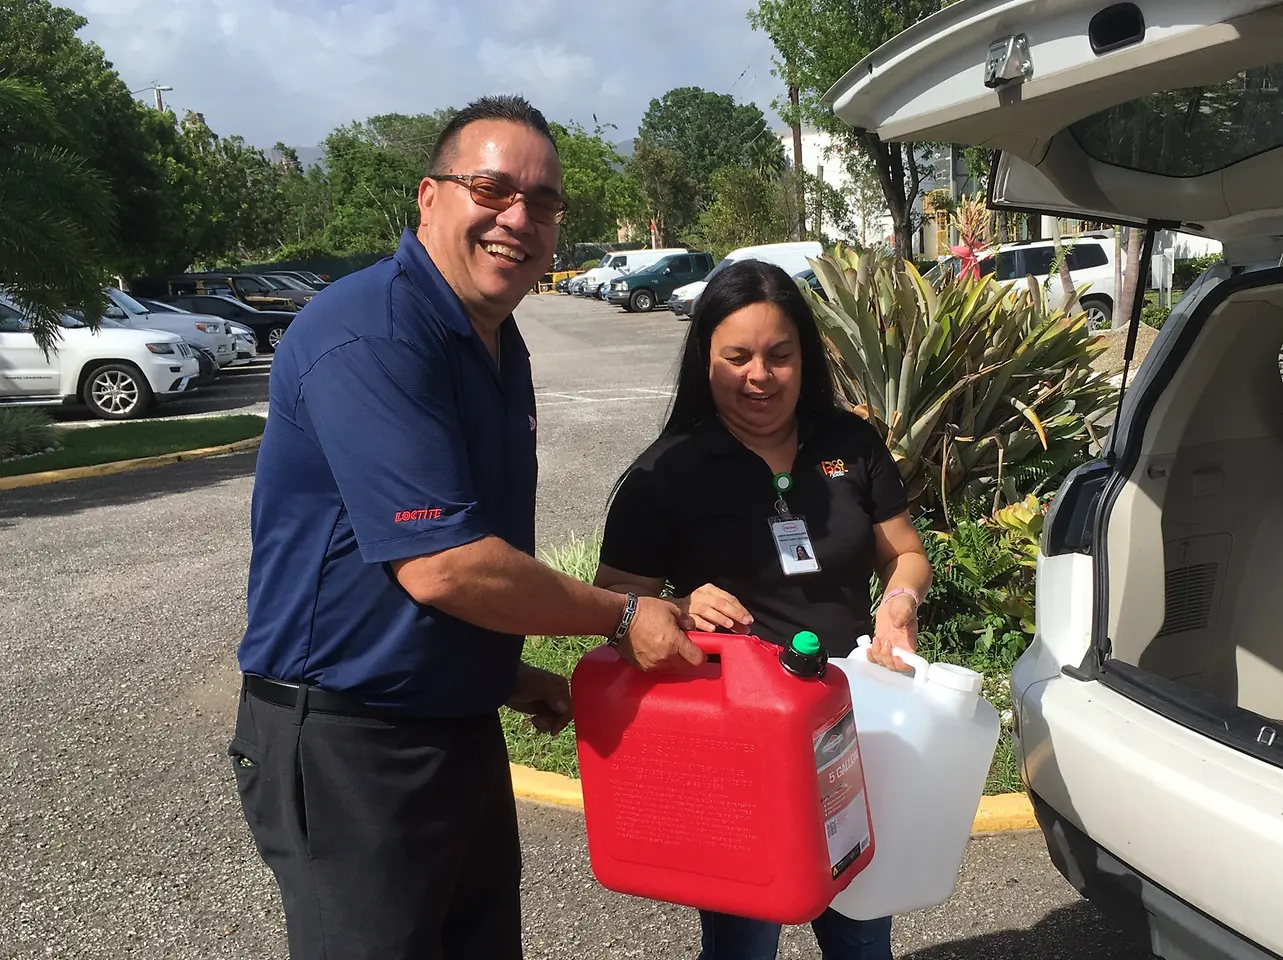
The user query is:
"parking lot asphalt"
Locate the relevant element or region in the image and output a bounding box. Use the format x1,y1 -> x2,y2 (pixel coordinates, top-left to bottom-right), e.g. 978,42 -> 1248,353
0,292 -> 1155,959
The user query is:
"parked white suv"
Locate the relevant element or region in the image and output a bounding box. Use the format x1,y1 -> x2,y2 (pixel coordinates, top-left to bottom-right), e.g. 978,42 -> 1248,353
0,294 -> 199,419
828,3 -> 1283,959
931,234 -> 1121,329
103,287 -> 236,367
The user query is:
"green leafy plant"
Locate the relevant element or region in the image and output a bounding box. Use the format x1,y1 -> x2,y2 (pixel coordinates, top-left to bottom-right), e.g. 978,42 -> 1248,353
1141,302 -> 1172,330
806,243 -> 1114,524
893,494 -> 1046,674
1173,254 -> 1223,290
0,407 -> 61,461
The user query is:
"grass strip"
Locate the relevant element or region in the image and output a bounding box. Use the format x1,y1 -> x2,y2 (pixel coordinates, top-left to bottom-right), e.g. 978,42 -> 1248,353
0,414 -> 265,478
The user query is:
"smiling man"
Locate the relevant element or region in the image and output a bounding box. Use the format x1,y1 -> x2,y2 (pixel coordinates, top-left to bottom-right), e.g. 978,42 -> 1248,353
230,95 -> 702,960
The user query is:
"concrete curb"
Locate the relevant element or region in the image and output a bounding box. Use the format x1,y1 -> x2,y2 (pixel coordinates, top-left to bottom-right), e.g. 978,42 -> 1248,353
0,435 -> 263,491
510,763 -> 1038,833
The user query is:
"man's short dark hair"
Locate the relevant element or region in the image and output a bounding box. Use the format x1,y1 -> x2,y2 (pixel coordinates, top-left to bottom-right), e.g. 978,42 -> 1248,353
427,95 -> 559,175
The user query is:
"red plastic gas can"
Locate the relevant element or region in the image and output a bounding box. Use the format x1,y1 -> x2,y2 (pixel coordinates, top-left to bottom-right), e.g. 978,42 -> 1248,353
571,630 -> 876,925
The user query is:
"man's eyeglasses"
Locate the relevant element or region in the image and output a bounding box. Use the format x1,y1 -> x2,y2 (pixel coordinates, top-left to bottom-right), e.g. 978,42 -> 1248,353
428,173 -> 569,226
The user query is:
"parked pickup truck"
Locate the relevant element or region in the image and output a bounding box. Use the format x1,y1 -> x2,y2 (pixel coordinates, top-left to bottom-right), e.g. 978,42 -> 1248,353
606,252 -> 715,313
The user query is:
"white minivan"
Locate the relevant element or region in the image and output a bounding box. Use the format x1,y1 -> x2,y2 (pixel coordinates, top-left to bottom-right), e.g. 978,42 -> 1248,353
574,247 -> 688,300
668,241 -> 823,317
825,2 -> 1283,959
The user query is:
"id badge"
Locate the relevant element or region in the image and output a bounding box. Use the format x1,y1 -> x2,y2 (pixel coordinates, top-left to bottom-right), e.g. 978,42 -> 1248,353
769,514 -> 821,576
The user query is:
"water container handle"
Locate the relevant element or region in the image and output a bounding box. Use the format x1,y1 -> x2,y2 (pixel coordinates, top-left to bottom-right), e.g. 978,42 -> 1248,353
853,634 -> 931,684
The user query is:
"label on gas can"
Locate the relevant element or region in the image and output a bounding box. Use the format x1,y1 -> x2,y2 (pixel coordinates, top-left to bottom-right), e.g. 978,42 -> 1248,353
813,706 -> 871,878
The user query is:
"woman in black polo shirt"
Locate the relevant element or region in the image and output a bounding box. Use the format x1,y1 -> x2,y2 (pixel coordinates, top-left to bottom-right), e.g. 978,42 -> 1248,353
593,258 -> 932,960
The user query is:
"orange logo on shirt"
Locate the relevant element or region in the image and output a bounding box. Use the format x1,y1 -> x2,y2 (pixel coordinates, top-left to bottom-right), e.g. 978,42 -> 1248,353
821,459 -> 847,479
395,508 -> 443,523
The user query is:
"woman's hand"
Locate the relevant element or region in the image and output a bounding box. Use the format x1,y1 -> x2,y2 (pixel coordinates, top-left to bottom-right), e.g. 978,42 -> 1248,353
678,583 -> 754,633
870,591 -> 919,672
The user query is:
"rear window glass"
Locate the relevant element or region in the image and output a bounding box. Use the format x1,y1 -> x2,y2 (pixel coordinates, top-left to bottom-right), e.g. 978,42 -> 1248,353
1067,244 -> 1109,270
995,248 -> 1056,280
1069,63 -> 1283,177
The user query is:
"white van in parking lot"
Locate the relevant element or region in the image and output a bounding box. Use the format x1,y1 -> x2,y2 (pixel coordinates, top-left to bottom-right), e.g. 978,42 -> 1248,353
826,2 -> 1283,959
668,241 -> 823,317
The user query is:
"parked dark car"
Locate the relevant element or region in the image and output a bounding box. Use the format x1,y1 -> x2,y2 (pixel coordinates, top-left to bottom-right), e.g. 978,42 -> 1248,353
130,273 -> 306,312
268,269 -> 330,289
606,252 -> 715,312
165,295 -> 295,352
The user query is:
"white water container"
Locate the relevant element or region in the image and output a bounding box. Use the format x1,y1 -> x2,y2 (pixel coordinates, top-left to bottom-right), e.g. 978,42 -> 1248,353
825,636 -> 1001,920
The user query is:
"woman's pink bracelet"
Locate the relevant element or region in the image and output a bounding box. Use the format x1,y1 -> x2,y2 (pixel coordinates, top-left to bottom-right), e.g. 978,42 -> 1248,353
880,587 -> 921,610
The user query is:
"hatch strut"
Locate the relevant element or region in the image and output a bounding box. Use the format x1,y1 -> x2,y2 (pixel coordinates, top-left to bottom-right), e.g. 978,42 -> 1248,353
1105,222 -> 1163,463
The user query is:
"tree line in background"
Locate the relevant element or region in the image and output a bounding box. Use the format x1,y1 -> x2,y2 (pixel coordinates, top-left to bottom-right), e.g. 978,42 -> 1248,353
1,0 -> 978,307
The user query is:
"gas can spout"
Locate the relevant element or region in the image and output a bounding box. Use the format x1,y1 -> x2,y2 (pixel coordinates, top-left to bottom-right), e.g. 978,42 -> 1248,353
780,630 -> 827,678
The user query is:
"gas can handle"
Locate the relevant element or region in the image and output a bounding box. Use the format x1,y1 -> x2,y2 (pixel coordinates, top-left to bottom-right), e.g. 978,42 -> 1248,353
854,635 -> 931,683
687,630 -> 733,657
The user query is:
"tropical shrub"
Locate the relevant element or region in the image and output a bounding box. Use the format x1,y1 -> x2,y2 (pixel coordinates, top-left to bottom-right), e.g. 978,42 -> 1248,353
804,243 -> 1114,524
1173,254 -> 1222,290
0,407 -> 60,460
876,496 -> 1047,671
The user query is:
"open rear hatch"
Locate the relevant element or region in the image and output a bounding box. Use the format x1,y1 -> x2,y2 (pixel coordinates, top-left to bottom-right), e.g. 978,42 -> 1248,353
824,0 -> 1283,767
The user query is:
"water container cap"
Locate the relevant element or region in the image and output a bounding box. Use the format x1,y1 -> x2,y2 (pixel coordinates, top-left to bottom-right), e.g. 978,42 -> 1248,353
927,662 -> 983,696
791,631 -> 821,656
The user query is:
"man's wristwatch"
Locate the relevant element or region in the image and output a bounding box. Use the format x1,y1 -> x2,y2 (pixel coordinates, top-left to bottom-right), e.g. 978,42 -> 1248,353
608,593 -> 638,647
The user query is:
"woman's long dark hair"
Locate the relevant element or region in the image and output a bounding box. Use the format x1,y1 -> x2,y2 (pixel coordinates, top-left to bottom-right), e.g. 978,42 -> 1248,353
660,257 -> 839,438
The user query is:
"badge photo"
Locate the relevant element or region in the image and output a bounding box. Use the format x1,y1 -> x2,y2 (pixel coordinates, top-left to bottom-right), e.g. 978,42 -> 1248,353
769,515 -> 821,576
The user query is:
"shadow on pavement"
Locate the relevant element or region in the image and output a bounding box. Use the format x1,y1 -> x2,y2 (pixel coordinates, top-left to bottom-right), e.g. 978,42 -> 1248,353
902,902 -> 1154,960
0,450 -> 258,525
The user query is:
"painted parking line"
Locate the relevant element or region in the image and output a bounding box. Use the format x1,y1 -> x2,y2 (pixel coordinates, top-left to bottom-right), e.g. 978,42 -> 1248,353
535,387 -> 674,407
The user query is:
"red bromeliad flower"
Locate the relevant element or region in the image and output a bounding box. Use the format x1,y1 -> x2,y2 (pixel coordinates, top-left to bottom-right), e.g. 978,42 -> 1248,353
949,242 -> 985,281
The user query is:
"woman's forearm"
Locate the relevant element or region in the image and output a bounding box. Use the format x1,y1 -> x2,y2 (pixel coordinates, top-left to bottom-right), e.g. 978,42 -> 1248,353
877,551 -> 933,603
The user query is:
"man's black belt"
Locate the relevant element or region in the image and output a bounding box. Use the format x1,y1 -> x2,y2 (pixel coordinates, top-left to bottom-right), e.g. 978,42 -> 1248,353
243,674 -> 398,720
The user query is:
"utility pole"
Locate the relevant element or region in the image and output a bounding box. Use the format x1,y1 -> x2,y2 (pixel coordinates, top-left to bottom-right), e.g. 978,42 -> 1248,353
789,64 -> 805,242
132,81 -> 173,111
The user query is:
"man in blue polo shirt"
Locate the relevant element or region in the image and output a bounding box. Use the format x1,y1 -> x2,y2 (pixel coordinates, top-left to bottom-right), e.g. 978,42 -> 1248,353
228,95 -> 703,960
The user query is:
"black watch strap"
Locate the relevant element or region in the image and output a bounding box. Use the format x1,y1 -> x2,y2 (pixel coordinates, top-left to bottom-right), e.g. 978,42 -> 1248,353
608,593 -> 638,647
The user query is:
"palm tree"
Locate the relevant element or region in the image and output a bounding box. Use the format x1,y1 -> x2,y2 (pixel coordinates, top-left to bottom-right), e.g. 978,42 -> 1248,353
745,131 -> 788,181
0,76 -> 115,352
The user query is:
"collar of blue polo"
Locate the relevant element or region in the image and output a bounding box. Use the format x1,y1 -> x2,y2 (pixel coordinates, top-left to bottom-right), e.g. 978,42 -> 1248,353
393,227 -> 474,339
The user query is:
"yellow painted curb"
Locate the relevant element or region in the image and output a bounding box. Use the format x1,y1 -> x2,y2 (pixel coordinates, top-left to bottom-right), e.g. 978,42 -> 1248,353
0,435 -> 263,491
968,792 -> 1039,833
509,763 -> 584,809
509,763 -> 1037,833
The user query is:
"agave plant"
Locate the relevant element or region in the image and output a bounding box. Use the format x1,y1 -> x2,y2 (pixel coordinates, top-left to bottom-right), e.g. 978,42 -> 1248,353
805,243 -> 1115,523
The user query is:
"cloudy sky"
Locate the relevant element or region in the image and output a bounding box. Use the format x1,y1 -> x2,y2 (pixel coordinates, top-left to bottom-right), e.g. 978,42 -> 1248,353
70,0 -> 789,154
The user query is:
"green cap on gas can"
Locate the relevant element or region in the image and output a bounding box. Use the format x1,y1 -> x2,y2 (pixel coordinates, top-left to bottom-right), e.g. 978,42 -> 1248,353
791,631 -> 821,656
780,630 -> 826,678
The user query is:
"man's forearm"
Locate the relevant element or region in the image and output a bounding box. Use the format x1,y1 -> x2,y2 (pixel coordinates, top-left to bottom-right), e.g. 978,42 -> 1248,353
392,536 -> 629,638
